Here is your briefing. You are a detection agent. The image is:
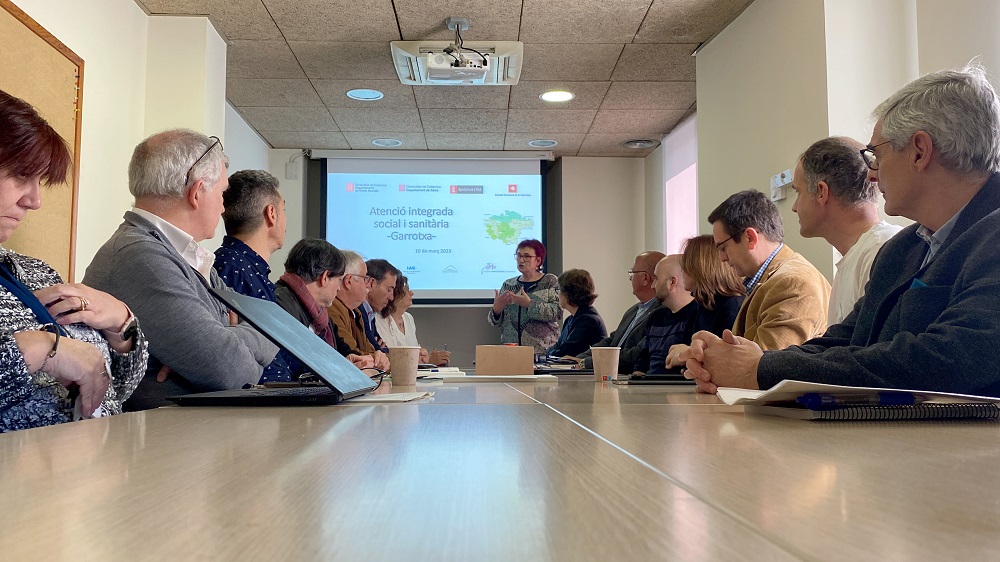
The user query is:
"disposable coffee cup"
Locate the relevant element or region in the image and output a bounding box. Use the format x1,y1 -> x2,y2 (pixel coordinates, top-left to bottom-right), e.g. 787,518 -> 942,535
388,346 -> 421,386
591,346 -> 621,382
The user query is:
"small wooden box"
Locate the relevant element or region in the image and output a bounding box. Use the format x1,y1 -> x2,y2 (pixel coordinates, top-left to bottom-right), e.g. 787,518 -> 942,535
474,345 -> 535,375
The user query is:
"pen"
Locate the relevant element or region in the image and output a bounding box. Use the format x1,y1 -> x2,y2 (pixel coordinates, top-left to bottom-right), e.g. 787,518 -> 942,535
796,392 -> 919,410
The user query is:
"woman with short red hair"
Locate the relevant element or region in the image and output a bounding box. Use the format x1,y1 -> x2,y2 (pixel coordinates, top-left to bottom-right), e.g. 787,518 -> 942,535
0,90 -> 147,432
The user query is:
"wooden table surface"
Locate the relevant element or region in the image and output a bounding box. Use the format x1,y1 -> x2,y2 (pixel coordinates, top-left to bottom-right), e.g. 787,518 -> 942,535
2,378 -> 997,560
0,404 -> 793,561
555,403 -> 1000,560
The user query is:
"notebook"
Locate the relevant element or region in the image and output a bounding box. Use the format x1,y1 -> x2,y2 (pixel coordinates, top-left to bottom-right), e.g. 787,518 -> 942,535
719,380 -> 1000,421
166,288 -> 377,406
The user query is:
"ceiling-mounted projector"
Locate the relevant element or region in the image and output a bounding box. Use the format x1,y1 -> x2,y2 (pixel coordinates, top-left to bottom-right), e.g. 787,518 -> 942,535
424,51 -> 490,82
390,16 -> 522,86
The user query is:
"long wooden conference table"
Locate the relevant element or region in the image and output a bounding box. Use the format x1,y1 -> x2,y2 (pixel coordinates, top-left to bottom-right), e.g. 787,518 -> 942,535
1,376 -> 998,560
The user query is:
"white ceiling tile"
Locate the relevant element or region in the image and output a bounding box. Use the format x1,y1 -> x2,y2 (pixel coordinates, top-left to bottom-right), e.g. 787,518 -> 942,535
394,0 -> 522,40
520,44 -> 624,81
227,41 -> 305,79
343,132 -> 429,150
589,109 -> 687,133
520,0 -> 652,43
611,44 -> 698,81
259,131 -> 350,149
506,110 -> 597,133
509,81 -> 610,109
424,133 -> 506,150
413,86 -> 510,109
578,133 -> 658,156
239,107 -> 338,131
314,80 -> 417,109
290,42 -> 399,80
227,79 -> 324,107
504,133 -> 585,154
601,81 -> 696,109
331,108 -> 425,132
419,109 -> 508,132
141,0 -> 283,40
262,0 -> 400,42
635,0 -> 754,43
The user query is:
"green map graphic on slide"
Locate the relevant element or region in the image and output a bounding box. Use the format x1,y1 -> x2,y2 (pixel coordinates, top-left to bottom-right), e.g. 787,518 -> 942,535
485,210 -> 534,244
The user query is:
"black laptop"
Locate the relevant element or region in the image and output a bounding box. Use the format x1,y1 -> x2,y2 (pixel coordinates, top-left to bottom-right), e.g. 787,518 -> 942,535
613,368 -> 695,386
166,288 -> 377,406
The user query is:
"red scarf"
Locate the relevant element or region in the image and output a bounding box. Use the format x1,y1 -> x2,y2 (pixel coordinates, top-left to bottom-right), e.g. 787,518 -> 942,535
279,272 -> 334,345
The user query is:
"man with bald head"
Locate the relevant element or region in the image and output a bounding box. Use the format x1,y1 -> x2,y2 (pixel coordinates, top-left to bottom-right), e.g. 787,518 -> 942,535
632,255 -> 694,374
85,130 -> 278,410
575,250 -> 665,373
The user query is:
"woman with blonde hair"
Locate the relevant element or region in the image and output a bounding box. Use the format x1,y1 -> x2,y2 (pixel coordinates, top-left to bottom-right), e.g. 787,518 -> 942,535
633,235 -> 746,373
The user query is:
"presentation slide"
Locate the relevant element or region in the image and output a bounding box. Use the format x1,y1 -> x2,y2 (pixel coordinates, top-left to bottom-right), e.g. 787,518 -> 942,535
324,172 -> 543,301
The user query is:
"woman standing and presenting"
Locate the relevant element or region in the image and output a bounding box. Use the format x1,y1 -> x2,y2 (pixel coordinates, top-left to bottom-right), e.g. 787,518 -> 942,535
487,239 -> 560,353
0,90 -> 148,432
376,275 -> 450,366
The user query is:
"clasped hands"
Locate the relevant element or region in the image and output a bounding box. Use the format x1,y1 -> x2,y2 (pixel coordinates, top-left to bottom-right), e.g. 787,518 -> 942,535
673,330 -> 763,394
492,287 -> 531,313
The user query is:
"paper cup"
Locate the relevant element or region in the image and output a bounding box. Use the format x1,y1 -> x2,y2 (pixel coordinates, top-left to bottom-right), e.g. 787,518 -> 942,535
388,346 -> 421,386
591,346 -> 621,382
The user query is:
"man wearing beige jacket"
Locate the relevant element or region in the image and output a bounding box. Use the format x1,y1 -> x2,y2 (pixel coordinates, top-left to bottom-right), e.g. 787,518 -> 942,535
707,189 -> 830,350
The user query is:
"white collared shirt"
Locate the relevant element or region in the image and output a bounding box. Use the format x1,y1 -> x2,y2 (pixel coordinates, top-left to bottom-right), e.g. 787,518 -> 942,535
132,208 -> 216,279
829,221 -> 902,324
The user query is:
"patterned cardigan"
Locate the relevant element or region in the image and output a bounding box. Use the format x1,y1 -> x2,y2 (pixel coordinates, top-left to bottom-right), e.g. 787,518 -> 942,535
487,273 -> 561,353
0,246 -> 148,432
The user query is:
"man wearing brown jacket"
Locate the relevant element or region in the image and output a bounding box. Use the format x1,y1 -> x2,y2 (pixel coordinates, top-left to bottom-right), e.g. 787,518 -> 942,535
707,189 -> 830,350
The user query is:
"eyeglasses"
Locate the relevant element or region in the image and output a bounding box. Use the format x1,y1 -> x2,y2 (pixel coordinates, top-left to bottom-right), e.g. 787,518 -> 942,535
184,136 -> 222,186
715,236 -> 734,251
346,273 -> 373,284
515,253 -> 538,261
860,140 -> 892,170
627,270 -> 654,280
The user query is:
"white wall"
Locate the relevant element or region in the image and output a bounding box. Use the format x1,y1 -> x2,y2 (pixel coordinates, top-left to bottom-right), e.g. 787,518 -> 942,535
825,0 -> 919,233
268,149 -> 306,278
661,114 -> 699,254
14,0 -> 148,281
916,0 -> 1000,81
643,143 -> 665,252
560,157 -> 645,325
697,0 -> 834,279
202,102 -> 275,253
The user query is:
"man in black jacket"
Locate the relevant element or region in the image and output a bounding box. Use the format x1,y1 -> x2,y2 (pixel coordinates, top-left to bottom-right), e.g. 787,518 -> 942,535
683,63 -> 1000,397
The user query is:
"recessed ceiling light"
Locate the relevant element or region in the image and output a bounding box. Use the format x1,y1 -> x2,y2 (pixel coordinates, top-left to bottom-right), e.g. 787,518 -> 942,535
528,139 -> 558,148
346,88 -> 385,101
371,138 -> 403,147
539,90 -> 575,102
621,139 -> 660,149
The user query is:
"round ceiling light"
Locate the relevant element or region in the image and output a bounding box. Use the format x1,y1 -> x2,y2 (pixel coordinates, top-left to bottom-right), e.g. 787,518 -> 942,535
621,139 -> 660,149
527,139 -> 559,148
539,90 -> 575,102
346,88 -> 385,101
371,138 -> 403,147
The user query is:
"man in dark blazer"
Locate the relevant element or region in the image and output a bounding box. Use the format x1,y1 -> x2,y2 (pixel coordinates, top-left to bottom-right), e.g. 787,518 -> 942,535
575,251 -> 664,373
682,63 -> 1000,397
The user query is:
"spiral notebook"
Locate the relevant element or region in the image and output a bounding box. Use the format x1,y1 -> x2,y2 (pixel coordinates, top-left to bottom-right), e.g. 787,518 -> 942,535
718,380 -> 1000,421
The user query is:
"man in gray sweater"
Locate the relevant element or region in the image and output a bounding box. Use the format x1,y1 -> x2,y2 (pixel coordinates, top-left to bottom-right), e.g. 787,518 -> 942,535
84,129 -> 278,410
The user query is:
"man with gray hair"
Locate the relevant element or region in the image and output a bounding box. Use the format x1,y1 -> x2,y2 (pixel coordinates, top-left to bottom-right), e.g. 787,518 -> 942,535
683,62 -> 1000,397
328,250 -> 390,371
85,130 -> 278,410
790,137 -> 902,323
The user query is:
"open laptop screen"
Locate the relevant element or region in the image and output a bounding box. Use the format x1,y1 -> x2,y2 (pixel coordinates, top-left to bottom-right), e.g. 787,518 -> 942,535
209,287 -> 376,400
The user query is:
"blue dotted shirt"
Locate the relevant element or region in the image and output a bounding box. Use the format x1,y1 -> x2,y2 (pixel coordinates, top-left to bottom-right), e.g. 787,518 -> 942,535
213,236 -> 291,382
213,236 -> 277,302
